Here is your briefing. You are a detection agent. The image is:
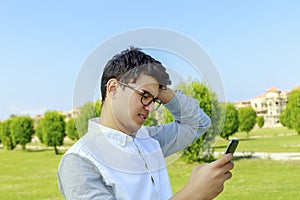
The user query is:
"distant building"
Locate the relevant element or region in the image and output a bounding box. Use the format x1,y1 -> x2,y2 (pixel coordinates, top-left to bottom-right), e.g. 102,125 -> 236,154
250,87 -> 289,127
56,107 -> 81,121
65,107 -> 80,121
31,107 -> 80,123
234,100 -> 251,109
235,87 -> 289,128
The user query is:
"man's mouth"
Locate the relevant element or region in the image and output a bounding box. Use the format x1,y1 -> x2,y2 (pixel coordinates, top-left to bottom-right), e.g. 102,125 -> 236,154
138,113 -> 147,121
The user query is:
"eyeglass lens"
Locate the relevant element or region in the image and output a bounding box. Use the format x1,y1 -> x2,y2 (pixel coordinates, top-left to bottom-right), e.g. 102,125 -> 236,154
141,92 -> 161,110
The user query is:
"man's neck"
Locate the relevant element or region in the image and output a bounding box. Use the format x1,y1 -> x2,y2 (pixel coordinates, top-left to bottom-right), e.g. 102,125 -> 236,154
99,105 -> 133,136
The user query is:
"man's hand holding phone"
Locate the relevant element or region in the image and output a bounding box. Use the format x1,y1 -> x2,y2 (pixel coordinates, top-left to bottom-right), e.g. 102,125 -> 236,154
171,140 -> 239,200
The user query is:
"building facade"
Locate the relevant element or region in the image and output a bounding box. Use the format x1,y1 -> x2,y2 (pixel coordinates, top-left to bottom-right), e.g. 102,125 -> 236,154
248,87 -> 289,127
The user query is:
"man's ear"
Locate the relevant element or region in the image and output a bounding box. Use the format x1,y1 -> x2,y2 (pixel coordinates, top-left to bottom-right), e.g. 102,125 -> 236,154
106,78 -> 118,95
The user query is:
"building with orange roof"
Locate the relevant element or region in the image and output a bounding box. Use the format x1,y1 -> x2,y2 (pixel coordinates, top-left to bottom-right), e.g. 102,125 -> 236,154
249,87 -> 289,127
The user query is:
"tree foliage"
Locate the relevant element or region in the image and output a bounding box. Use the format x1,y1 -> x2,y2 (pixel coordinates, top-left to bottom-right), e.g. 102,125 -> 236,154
220,103 -> 239,140
238,106 -> 257,136
36,119 -> 44,143
75,102 -> 97,137
280,109 -> 290,128
36,111 -> 66,154
0,119 -> 16,150
175,79 -> 224,162
280,87 -> 300,135
143,98 -> 174,127
144,112 -> 158,126
95,99 -> 102,117
256,116 -> 265,129
0,121 -> 1,144
10,116 -> 35,150
66,117 -> 79,140
161,107 -> 174,124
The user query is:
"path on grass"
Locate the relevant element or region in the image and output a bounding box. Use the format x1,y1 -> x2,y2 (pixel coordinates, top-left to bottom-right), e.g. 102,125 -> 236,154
234,152 -> 300,161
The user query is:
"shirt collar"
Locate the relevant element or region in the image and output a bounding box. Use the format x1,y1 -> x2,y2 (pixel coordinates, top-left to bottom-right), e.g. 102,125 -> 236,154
88,118 -> 134,147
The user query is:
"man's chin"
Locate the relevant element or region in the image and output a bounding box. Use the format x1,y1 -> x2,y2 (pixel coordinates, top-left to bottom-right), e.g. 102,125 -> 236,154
129,123 -> 142,136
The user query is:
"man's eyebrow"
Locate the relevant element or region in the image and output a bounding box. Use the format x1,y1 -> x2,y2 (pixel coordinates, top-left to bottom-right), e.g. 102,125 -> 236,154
140,88 -> 159,99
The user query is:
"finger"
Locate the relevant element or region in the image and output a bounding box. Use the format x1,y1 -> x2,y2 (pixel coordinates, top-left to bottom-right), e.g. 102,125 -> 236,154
213,154 -> 233,167
222,161 -> 234,174
221,171 -> 233,182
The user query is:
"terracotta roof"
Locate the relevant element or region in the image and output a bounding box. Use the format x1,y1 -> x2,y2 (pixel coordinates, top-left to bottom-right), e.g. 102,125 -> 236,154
234,86 -> 292,104
251,93 -> 265,100
281,90 -> 290,94
266,87 -> 280,93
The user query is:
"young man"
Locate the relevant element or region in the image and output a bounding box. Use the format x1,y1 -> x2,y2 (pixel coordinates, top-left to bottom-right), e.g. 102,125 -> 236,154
57,47 -> 234,200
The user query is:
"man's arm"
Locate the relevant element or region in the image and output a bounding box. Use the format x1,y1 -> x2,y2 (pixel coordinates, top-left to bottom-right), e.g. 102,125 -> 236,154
147,89 -> 211,157
57,153 -> 115,200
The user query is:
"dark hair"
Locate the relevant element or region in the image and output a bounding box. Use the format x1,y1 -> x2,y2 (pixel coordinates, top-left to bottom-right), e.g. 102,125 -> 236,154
100,47 -> 171,102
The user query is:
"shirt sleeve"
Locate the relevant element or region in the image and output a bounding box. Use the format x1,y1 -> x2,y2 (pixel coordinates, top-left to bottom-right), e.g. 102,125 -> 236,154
147,90 -> 211,157
57,153 -> 116,200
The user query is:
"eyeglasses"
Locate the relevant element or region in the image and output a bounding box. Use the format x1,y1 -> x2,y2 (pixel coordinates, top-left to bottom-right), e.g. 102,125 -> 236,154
118,82 -> 162,111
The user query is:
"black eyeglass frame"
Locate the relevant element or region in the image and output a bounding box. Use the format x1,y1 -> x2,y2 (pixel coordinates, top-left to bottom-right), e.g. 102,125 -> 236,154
118,82 -> 162,111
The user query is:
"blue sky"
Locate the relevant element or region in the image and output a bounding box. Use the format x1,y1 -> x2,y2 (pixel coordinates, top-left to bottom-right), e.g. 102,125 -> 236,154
0,0 -> 299,120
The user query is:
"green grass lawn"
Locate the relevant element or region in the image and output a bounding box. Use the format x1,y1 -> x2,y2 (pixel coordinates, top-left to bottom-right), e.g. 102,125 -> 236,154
215,127 -> 300,153
215,159 -> 300,200
236,126 -> 297,137
0,149 -> 64,200
168,158 -> 300,200
0,127 -> 299,199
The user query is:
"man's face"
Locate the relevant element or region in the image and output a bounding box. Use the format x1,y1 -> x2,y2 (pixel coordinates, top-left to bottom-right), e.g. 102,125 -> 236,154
111,74 -> 159,135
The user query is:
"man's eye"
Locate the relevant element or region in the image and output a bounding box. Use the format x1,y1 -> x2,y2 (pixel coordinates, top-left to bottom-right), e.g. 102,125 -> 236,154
143,93 -> 152,99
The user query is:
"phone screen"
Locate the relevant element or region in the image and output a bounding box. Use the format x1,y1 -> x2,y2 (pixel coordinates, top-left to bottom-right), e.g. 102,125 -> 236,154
224,139 -> 239,154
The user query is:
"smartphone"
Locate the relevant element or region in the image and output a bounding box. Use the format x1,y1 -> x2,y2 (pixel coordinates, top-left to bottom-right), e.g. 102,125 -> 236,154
224,139 -> 239,154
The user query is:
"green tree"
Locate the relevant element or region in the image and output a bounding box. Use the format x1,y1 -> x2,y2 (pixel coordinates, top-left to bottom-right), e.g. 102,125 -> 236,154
256,116 -> 265,129
10,116 -> 35,150
0,119 -> 16,150
196,84 -> 223,161
37,111 -> 66,154
0,121 -> 2,144
280,109 -> 290,128
220,103 -> 239,140
238,106 -> 257,136
144,106 -> 174,127
95,99 -> 102,117
144,112 -> 158,126
161,107 -> 174,124
280,87 -> 300,134
175,79 -> 223,162
66,117 -> 79,140
75,102 -> 97,137
36,119 -> 44,143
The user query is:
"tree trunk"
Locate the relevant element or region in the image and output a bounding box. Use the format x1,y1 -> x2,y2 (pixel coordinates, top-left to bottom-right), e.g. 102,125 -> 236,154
54,145 -> 59,155
22,143 -> 26,151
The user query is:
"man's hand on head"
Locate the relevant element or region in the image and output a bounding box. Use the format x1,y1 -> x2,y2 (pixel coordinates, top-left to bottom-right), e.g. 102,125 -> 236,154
157,87 -> 176,104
